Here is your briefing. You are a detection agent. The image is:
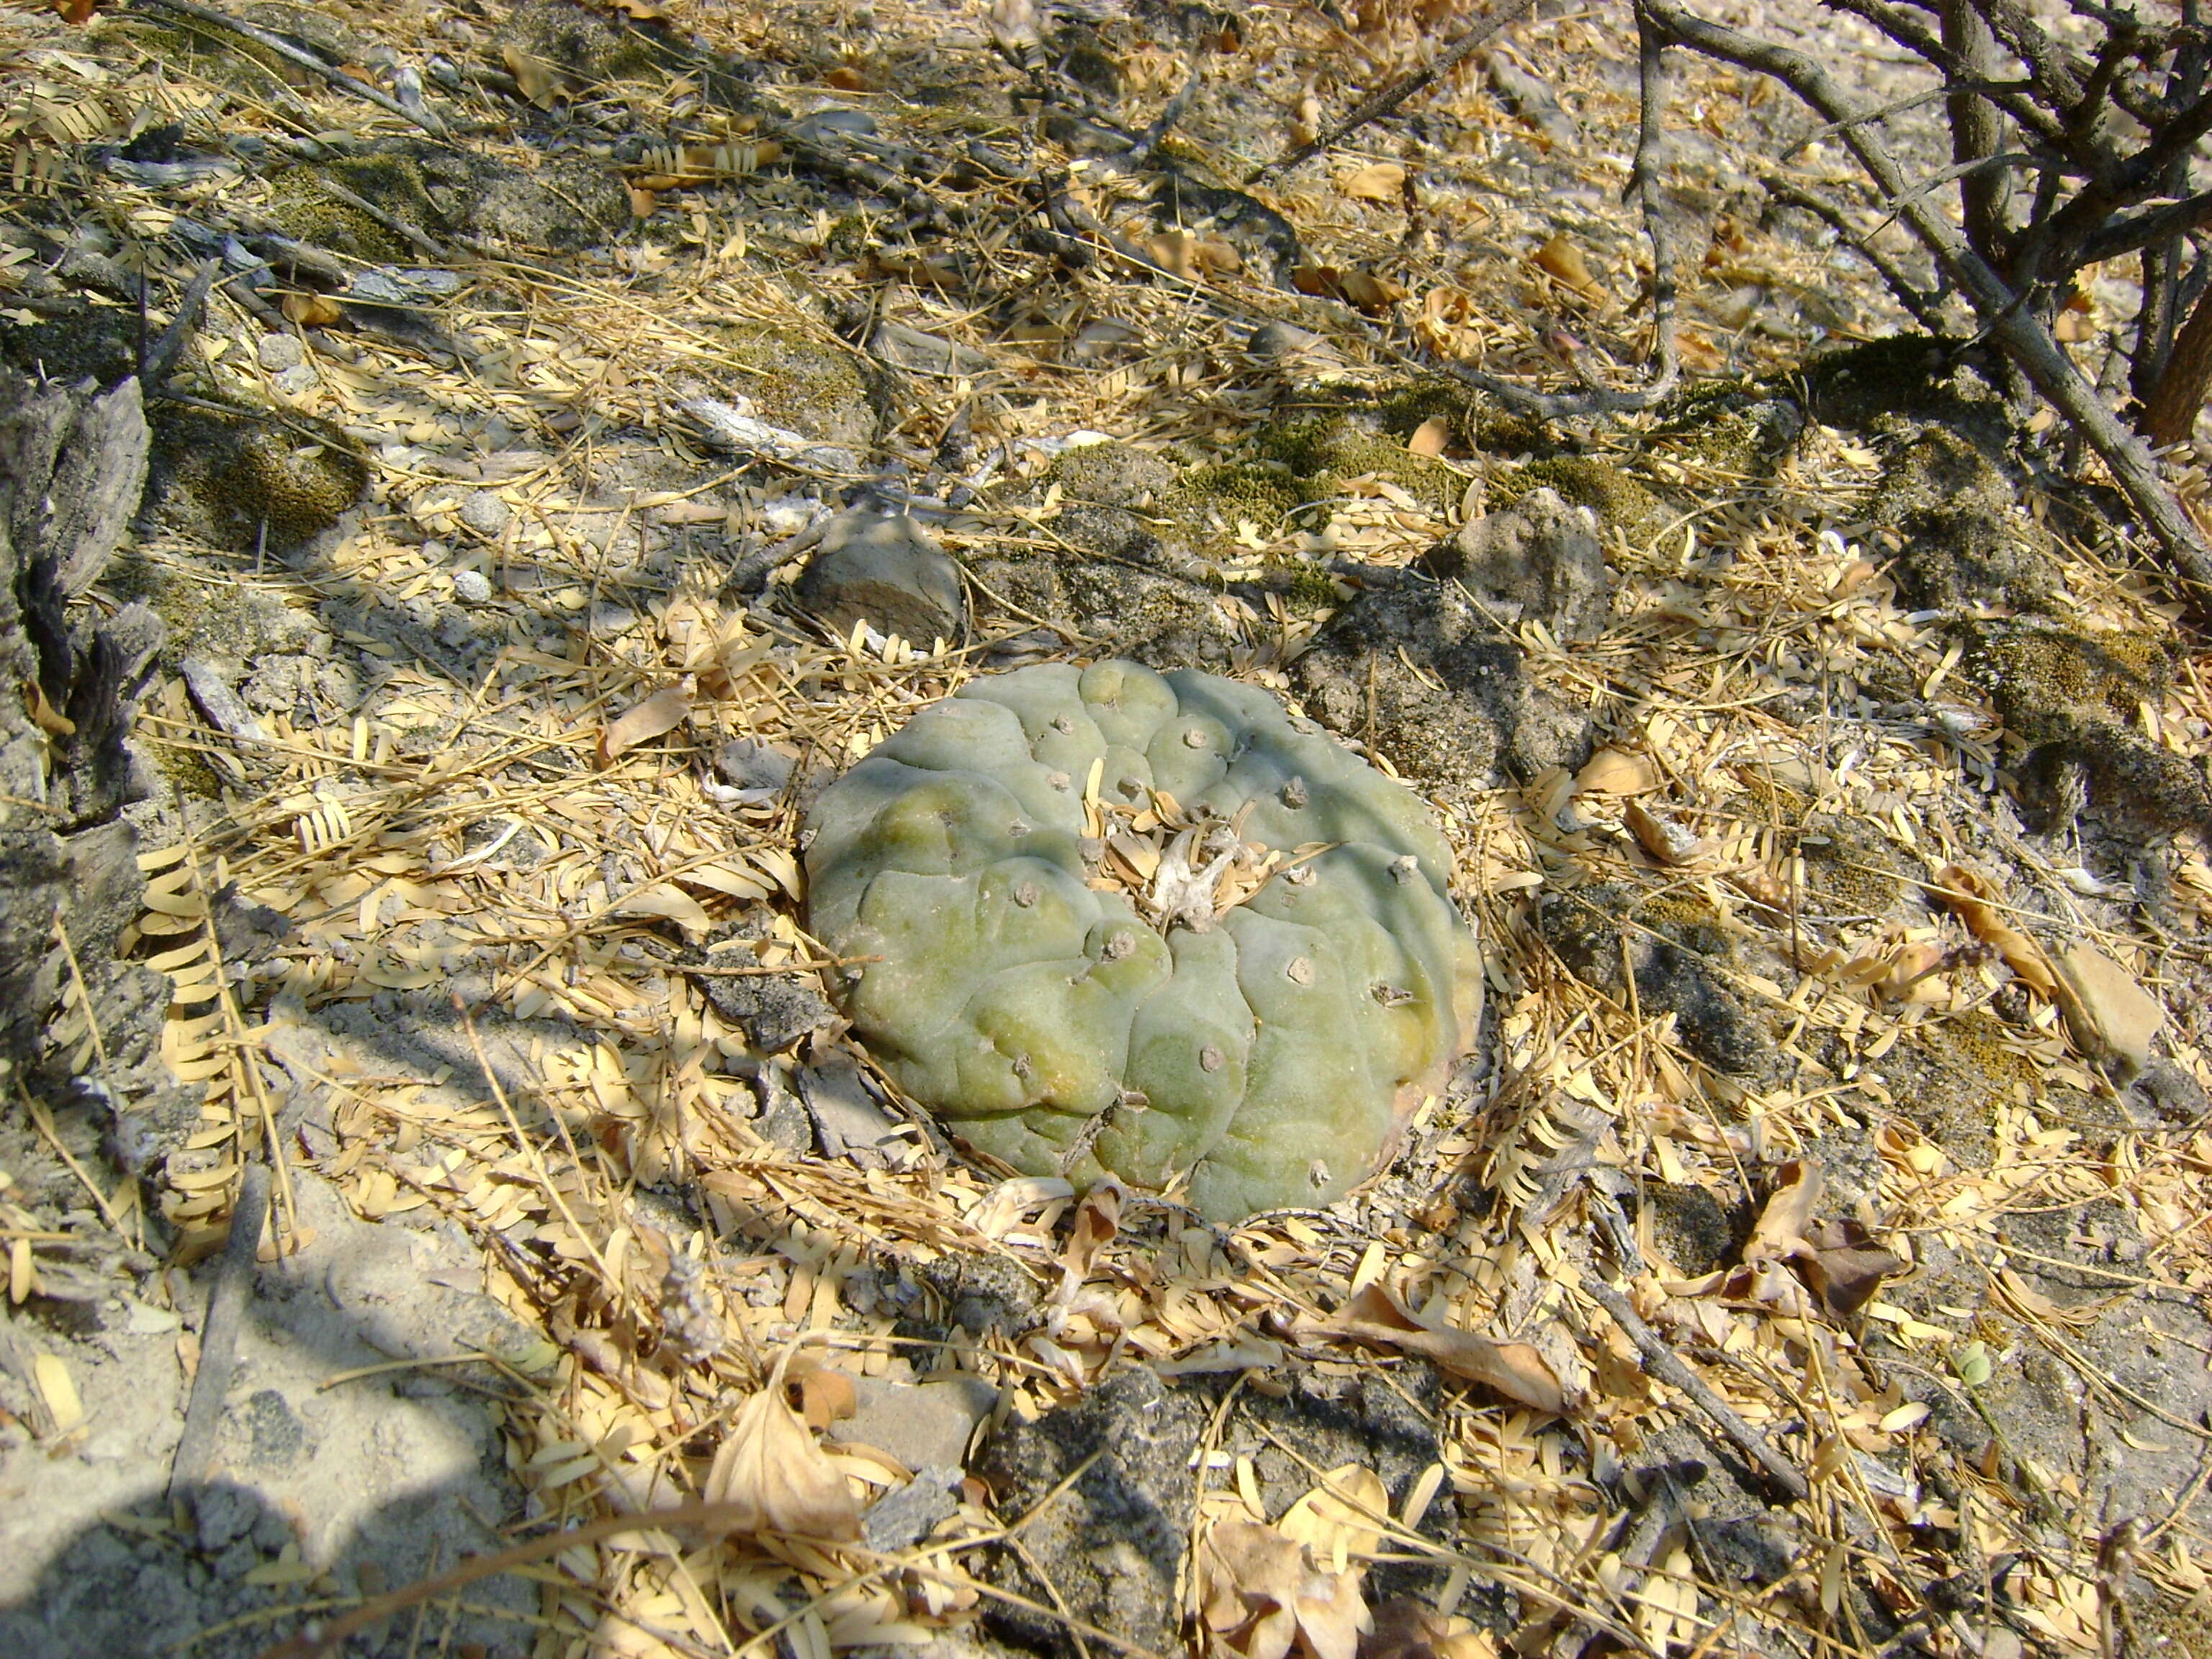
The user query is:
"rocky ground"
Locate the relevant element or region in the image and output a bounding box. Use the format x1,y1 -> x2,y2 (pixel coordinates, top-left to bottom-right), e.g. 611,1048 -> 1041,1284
5,0 -> 2212,1655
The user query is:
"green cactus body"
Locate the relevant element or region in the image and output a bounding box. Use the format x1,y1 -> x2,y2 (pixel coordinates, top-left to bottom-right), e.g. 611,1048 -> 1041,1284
803,661 -> 1483,1220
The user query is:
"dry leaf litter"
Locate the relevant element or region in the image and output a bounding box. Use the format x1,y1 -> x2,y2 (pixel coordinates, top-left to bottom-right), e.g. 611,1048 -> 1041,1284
4,0 -> 2212,1655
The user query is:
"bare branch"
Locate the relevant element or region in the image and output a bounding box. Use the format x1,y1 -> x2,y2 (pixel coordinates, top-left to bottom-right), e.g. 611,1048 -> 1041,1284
1758,174 -> 1948,328
1643,0 -> 2212,599
1943,0 -> 2011,265
1822,0 -> 2077,156
1969,0 -> 2092,108
1248,0 -> 1535,181
1437,9 -> 1683,418
138,0 -> 447,136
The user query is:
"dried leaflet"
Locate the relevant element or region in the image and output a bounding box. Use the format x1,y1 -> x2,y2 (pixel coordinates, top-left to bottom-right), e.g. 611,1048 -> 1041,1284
1624,799 -> 1701,866
1200,1519 -> 1371,1659
1291,266 -> 1406,316
1573,747 -> 1662,796
1339,162 -> 1407,202
1406,418 -> 1451,458
500,44 -> 562,106
788,1362 -> 859,1431
1310,1283 -> 1565,1416
1531,233 -> 1604,302
1058,1179 -> 1121,1282
703,1348 -> 863,1540
600,686 -> 692,766
1277,1465 -> 1388,1571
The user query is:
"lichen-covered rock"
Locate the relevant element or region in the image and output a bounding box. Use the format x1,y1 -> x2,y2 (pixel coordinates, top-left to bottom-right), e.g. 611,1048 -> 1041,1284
1290,570 -> 1594,785
804,660 -> 1482,1220
1420,487 -> 1609,641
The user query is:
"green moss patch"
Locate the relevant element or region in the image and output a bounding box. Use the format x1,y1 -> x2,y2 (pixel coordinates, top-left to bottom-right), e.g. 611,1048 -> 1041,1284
1491,454 -> 1666,535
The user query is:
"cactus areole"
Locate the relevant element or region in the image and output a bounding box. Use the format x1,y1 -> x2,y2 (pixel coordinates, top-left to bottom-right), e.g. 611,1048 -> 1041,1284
802,660 -> 1482,1220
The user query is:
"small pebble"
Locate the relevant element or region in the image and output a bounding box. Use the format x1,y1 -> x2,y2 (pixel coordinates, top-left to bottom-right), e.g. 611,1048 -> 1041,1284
270,364 -> 318,396
459,490 -> 512,537
714,737 -> 793,792
256,332 -> 304,372
450,568 -> 493,603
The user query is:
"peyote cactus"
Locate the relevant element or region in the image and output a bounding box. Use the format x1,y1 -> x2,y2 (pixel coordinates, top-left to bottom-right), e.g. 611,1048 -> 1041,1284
802,660 -> 1483,1220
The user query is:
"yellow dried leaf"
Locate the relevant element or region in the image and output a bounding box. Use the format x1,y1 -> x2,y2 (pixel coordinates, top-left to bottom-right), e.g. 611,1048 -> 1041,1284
1331,269 -> 1405,315
1928,864 -> 2057,995
1059,1179 -> 1121,1280
24,678 -> 74,736
280,290 -> 344,328
1148,230 -> 1202,280
1339,161 -> 1406,202
1745,1159 -> 1820,1266
1279,1465 -> 1388,1568
1292,266 -> 1405,316
788,1364 -> 858,1431
1573,747 -> 1661,796
600,686 -> 692,765
611,883 -> 713,939
502,43 -> 562,106
1532,233 -> 1601,300
1938,871 -> 2052,999
1200,1519 -> 1371,1659
34,1352 -> 82,1433
1624,799 -> 1699,865
1406,417 -> 1450,458
704,1349 -> 862,1540
684,862 -> 775,902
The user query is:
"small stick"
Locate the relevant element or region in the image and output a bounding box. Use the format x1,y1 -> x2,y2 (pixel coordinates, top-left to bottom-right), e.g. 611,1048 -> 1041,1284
1126,45 -> 1208,166
138,0 -> 448,137
1583,1277 -> 1810,1503
1249,0 -> 1536,181
139,257 -> 221,394
168,1161 -> 272,1506
310,177 -> 451,261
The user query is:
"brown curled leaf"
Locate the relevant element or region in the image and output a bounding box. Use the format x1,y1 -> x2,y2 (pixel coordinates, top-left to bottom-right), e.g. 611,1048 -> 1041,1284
1059,1178 -> 1122,1281
1532,233 -> 1604,302
786,1362 -> 858,1430
1624,798 -> 1701,865
1745,1158 -> 1820,1267
1200,1519 -> 1372,1659
1797,1219 -> 1907,1318
1928,863 -> 2057,995
1313,1283 -> 1565,1416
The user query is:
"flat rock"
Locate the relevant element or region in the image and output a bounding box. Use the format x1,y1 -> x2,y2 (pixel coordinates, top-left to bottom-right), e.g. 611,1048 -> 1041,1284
793,511 -> 966,646
833,1375 -> 997,1473
2051,941 -> 2164,1071
796,1054 -> 912,1166
871,321 -> 994,380
713,736 -> 795,794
